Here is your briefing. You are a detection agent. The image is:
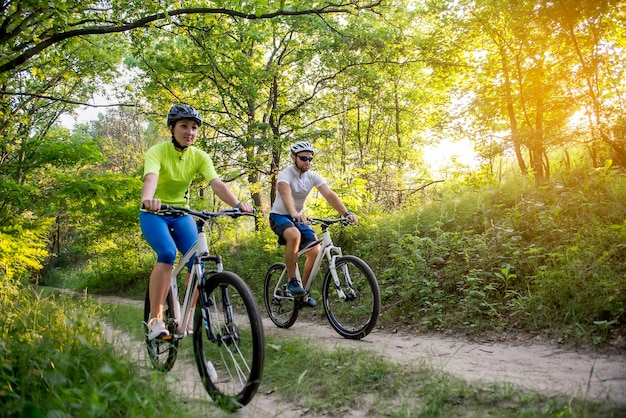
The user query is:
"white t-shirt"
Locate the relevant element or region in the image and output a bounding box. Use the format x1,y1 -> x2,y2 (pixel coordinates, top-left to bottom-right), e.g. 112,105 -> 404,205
271,166 -> 325,215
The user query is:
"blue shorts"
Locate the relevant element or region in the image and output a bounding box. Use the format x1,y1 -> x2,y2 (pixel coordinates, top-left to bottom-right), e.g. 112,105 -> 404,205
140,211 -> 197,270
269,213 -> 316,250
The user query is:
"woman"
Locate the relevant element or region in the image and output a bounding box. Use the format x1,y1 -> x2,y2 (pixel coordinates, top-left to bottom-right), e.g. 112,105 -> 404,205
140,104 -> 253,340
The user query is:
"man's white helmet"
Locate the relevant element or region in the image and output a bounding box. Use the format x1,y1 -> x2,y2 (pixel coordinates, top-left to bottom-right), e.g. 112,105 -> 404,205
290,141 -> 315,155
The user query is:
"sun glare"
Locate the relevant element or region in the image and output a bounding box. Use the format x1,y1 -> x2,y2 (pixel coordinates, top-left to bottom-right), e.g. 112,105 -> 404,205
422,138 -> 479,177
567,109 -> 589,130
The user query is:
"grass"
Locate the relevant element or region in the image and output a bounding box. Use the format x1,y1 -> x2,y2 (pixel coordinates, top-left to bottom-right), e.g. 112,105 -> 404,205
0,282 -> 195,418
101,300 -> 626,417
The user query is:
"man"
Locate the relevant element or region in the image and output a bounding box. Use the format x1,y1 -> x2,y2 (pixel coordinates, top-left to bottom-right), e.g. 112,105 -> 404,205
269,141 -> 358,307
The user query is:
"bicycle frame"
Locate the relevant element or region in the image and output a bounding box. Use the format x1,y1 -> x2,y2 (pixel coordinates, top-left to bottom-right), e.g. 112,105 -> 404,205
289,220 -> 351,301
169,219 -> 222,338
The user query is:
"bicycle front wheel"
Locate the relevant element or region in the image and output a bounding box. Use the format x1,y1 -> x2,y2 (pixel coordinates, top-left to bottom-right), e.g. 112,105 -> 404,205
193,271 -> 265,411
143,288 -> 179,372
264,262 -> 299,328
322,255 -> 381,340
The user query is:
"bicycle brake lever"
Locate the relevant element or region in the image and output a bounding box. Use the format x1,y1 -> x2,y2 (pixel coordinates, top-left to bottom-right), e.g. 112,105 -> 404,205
225,208 -> 254,218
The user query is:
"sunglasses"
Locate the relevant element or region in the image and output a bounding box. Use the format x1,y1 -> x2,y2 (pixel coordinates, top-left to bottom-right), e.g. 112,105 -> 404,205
298,156 -> 314,162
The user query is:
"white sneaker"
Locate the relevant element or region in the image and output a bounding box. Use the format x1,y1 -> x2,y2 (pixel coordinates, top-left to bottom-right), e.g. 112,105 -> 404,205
147,318 -> 169,340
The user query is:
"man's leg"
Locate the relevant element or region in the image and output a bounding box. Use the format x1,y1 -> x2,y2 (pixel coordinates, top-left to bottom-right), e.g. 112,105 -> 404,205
283,226 -> 307,295
301,245 -> 320,289
283,226 -> 301,279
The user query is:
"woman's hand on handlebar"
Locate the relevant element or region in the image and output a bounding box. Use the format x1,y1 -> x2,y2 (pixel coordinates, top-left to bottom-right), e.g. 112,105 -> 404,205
142,198 -> 161,212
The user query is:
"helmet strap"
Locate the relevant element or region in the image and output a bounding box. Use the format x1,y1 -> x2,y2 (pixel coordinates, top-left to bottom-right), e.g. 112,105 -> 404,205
292,154 -> 304,175
171,135 -> 188,151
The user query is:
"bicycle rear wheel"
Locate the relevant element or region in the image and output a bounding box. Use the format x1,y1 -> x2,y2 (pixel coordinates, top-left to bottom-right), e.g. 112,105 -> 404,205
264,262 -> 299,328
193,271 -> 265,411
143,288 -> 179,372
322,255 -> 381,340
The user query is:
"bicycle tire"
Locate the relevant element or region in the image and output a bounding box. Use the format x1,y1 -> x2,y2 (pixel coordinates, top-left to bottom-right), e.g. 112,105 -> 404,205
322,255 -> 381,340
193,271 -> 265,411
264,262 -> 299,328
143,287 -> 179,372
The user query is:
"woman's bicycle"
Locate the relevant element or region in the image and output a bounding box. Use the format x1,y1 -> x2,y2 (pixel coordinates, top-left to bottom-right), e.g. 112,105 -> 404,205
143,205 -> 264,411
263,216 -> 381,340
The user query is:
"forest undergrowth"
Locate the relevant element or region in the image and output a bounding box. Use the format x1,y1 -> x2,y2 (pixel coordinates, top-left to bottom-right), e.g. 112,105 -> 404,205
221,167 -> 626,351
42,168 -> 626,351
3,168 -> 625,417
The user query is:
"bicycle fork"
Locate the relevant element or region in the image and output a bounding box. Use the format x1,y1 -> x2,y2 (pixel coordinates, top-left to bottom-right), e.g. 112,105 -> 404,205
197,256 -> 238,346
326,247 -> 357,301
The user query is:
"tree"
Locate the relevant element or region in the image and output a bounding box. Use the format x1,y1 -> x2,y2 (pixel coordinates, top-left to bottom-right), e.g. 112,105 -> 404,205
0,0 -> 383,279
456,0 -> 626,184
127,0 -> 456,212
0,1 -> 382,74
552,0 -> 626,168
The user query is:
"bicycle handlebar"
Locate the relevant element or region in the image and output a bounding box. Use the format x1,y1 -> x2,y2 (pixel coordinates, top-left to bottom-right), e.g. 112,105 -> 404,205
156,205 -> 256,220
307,216 -> 353,227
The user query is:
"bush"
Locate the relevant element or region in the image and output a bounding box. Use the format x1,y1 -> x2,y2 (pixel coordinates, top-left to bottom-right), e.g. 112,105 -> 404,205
0,277 -> 185,417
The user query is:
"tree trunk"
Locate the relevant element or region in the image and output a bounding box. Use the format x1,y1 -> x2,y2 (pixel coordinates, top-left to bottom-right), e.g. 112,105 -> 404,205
500,47 -> 528,175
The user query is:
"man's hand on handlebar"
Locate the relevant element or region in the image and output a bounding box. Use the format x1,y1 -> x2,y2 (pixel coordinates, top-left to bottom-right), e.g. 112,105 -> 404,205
346,213 -> 359,226
236,202 -> 254,213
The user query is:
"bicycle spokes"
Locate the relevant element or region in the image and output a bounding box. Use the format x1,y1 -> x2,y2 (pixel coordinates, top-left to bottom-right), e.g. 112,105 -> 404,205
194,272 -> 264,410
322,255 -> 381,340
264,262 -> 299,329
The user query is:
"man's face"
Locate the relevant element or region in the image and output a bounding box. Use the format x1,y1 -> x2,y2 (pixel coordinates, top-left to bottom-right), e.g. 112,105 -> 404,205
293,151 -> 313,172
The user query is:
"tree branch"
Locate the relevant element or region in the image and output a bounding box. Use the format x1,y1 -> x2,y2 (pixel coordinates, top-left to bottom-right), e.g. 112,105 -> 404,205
0,2 -> 382,74
381,180 -> 445,195
0,90 -> 137,108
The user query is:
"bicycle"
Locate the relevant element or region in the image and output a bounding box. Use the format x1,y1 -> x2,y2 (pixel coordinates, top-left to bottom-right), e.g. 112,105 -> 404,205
142,205 -> 264,411
264,216 -> 381,340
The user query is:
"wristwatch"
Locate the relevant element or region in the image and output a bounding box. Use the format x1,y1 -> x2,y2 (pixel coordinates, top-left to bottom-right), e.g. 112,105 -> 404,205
344,211 -> 351,217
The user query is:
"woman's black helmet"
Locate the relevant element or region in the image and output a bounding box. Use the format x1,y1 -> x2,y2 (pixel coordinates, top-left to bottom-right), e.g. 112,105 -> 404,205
167,104 -> 202,127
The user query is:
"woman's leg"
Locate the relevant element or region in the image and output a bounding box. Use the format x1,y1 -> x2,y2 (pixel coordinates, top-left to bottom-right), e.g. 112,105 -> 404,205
170,215 -> 200,309
140,212 -> 177,321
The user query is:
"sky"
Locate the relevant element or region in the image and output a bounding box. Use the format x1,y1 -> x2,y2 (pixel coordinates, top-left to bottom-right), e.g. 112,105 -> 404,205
59,92 -> 110,129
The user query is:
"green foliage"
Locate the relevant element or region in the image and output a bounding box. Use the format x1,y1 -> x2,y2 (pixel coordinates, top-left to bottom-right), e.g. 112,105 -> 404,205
0,279 -> 185,417
0,215 -> 52,279
370,169 -> 626,344
236,169 -> 625,347
0,120 -> 142,284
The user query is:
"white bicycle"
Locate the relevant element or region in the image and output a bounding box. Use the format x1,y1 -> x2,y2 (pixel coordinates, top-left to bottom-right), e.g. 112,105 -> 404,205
143,205 -> 264,411
263,216 -> 381,340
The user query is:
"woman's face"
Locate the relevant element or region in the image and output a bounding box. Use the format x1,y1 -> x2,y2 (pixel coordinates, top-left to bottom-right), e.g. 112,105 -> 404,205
171,118 -> 199,148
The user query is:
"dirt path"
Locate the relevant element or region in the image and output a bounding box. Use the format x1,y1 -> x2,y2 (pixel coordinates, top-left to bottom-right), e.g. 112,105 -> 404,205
93,293 -> 626,416
276,320 -> 626,403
